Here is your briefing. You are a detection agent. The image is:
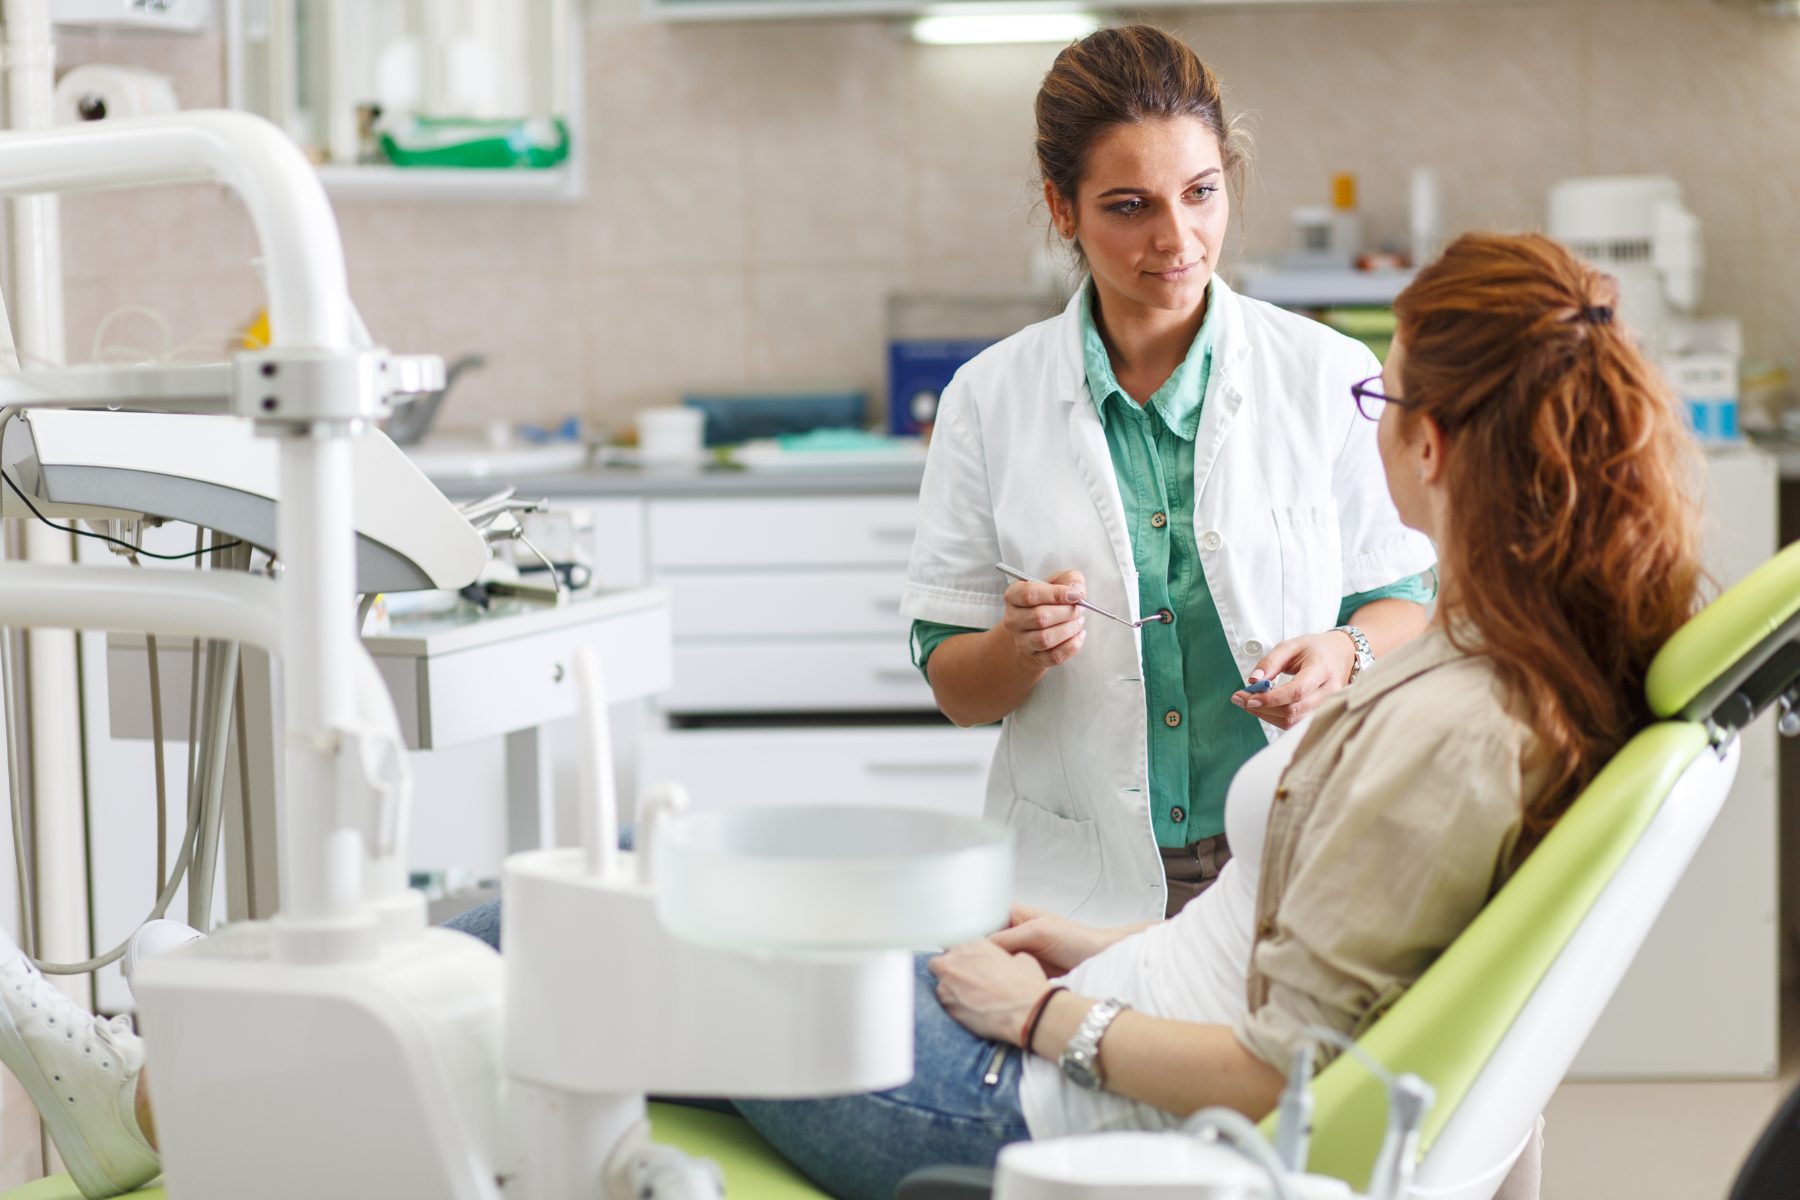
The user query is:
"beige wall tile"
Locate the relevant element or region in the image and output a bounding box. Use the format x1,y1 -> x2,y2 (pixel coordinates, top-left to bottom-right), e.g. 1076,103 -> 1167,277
348,271 -> 425,355
42,1 -> 1800,419
583,273 -> 749,425
98,275 -> 264,363
583,21 -> 748,271
418,272 -> 583,427
410,203 -> 585,276
748,268 -> 894,400
739,22 -> 909,266
1585,1 -> 1761,240
334,201 -> 424,274
61,279 -> 116,367
906,42 -> 1058,266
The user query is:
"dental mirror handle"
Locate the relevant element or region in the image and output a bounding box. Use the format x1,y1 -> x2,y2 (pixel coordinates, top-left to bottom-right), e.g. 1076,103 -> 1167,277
994,563 -> 1169,628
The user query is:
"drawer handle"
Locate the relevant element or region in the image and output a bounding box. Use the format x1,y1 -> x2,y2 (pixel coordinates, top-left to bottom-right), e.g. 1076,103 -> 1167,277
866,762 -> 985,776
870,527 -> 916,542
872,668 -> 923,683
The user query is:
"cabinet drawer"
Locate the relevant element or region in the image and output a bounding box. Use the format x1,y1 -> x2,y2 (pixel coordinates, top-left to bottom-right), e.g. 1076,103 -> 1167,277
637,726 -> 999,816
375,605 -> 673,749
662,639 -> 934,712
649,496 -> 919,570
664,570 -> 909,639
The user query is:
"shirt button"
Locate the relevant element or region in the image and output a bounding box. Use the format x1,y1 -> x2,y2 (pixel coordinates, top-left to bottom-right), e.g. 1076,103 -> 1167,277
1257,919 -> 1275,939
1201,531 -> 1222,551
1170,806 -> 1186,823
1244,639 -> 1264,657
1274,786 -> 1290,802
1164,710 -> 1182,728
1156,608 -> 1174,624
1151,512 -> 1168,529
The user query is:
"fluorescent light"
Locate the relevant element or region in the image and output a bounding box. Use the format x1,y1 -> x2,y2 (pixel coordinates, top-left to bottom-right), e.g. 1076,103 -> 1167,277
911,10 -> 1100,45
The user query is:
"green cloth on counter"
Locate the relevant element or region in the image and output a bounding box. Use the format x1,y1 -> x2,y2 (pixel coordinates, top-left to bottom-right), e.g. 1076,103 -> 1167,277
911,280 -> 1432,847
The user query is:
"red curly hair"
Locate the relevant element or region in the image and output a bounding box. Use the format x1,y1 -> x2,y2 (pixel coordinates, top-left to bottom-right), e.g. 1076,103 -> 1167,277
1392,232 -> 1705,857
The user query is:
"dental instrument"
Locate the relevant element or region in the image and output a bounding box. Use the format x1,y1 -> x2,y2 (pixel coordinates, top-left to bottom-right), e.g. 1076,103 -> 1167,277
1242,679 -> 1274,695
995,562 -> 1172,627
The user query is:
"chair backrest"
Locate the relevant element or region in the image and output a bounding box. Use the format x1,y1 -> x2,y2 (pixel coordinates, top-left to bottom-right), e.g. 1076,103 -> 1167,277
1282,539 -> 1800,1193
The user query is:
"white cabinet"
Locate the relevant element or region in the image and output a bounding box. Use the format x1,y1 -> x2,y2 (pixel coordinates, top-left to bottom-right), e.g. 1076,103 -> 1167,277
648,496 -> 919,570
647,494 -> 933,716
638,726 -> 998,816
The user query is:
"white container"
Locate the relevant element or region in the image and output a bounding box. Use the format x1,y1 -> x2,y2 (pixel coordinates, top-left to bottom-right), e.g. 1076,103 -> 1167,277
1665,352 -> 1739,442
636,406 -> 706,464
655,807 -> 1012,955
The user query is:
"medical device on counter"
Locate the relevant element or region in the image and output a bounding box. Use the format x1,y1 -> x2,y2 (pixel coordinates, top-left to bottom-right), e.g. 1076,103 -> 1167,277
1547,176 -> 1741,441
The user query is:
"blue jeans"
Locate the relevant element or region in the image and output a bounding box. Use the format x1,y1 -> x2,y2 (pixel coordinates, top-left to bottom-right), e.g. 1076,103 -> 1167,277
442,898 -> 1029,1200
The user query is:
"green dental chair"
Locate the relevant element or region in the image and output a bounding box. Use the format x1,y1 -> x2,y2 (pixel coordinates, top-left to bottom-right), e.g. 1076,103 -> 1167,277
11,541 -> 1798,1200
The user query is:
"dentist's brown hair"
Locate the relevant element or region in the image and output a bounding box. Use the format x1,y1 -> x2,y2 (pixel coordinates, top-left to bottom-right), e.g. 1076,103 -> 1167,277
1034,26 -> 1249,234
1393,232 -> 1704,859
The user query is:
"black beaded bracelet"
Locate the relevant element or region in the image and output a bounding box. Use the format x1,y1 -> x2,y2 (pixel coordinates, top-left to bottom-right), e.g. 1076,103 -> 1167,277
1021,985 -> 1068,1055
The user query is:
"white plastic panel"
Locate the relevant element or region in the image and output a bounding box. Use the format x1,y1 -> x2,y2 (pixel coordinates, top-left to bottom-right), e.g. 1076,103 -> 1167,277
1568,445 -> 1781,1079
662,639 -> 934,712
648,496 -> 918,570
637,725 -> 998,815
665,569 -> 908,639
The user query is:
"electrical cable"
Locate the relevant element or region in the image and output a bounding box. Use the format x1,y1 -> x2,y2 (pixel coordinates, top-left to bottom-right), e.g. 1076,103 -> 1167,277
0,470 -> 241,560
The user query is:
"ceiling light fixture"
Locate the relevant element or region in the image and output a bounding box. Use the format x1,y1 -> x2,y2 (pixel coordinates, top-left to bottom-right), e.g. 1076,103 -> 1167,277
910,6 -> 1101,45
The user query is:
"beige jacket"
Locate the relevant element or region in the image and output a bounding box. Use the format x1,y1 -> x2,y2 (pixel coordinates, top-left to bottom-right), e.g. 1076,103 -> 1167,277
1233,625 -> 1550,1071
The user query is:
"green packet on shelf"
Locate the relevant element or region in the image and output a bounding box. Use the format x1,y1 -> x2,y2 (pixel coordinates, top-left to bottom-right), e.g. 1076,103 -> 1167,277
379,115 -> 570,169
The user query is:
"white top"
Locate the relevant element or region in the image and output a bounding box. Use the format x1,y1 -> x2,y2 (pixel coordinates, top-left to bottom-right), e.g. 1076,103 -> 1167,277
900,278 -> 1436,926
1018,716 -> 1311,1139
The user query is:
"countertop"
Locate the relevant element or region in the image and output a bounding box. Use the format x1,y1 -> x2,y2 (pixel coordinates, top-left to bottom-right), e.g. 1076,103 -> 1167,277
432,462 -> 926,500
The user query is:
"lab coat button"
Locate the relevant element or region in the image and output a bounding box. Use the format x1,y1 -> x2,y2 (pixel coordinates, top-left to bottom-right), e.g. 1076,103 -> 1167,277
1274,786 -> 1290,802
1201,531 -> 1222,551
1243,639 -> 1264,656
1151,512 -> 1168,529
1170,806 -> 1186,823
1257,919 -> 1275,939
1164,710 -> 1182,728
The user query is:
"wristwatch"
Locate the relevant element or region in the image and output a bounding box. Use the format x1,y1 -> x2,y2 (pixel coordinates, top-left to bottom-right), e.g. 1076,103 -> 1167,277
1332,625 -> 1375,684
1060,997 -> 1130,1091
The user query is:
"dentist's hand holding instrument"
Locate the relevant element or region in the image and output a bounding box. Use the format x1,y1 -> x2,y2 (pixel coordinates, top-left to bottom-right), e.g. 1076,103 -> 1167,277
997,564 -> 1174,630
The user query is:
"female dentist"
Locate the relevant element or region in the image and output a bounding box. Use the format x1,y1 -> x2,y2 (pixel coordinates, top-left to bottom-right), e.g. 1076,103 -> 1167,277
903,25 -> 1437,926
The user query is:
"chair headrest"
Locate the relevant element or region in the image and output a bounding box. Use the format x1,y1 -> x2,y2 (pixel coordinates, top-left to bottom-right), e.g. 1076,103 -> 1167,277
1646,539 -> 1800,726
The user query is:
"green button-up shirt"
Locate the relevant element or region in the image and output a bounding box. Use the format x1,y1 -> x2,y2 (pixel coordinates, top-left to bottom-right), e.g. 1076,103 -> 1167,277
912,281 -> 1431,846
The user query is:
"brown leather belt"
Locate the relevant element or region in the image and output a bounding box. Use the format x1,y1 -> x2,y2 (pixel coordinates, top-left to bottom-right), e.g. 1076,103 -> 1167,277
1160,832 -> 1232,918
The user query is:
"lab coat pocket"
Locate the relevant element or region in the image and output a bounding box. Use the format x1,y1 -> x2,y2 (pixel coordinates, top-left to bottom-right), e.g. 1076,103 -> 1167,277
1272,504 -> 1343,643
1004,795 -> 1102,914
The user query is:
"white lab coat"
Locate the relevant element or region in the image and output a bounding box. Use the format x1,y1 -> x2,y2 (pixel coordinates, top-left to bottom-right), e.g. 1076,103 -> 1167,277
900,277 -> 1437,927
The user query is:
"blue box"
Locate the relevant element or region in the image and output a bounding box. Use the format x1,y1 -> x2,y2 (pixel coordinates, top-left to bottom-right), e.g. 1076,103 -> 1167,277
888,339 -> 996,435
682,392 -> 867,446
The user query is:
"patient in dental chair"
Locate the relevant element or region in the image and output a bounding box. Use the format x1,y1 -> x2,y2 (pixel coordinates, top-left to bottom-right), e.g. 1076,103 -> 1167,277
0,231 -> 1705,1200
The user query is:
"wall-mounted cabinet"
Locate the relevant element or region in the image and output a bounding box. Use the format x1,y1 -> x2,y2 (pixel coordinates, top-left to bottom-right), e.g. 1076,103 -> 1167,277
224,0 -> 582,202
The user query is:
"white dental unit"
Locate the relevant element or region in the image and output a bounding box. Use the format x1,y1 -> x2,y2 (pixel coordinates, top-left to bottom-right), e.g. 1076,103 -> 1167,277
0,109 -> 1026,1200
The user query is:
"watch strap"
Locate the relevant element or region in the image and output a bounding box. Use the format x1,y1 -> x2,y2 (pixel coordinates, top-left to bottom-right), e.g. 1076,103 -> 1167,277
1059,997 -> 1130,1091
1332,625 -> 1375,683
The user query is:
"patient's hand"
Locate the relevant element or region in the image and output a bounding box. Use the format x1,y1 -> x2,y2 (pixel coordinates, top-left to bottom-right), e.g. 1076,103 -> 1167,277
1230,632 -> 1356,730
988,904 -> 1141,975
929,937 -> 1049,1047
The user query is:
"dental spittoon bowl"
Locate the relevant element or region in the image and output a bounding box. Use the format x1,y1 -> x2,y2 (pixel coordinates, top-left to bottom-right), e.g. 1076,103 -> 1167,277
654,807 -> 1013,955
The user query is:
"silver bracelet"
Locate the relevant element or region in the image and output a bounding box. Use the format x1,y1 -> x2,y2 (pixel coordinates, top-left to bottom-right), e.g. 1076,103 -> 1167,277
1059,997 -> 1130,1091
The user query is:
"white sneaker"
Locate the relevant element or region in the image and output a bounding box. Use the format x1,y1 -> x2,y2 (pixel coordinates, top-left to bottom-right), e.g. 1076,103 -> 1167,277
0,944 -> 159,1198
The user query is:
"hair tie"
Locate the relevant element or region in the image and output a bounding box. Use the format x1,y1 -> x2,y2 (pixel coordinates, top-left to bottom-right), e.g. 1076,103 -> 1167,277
1580,305 -> 1613,325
